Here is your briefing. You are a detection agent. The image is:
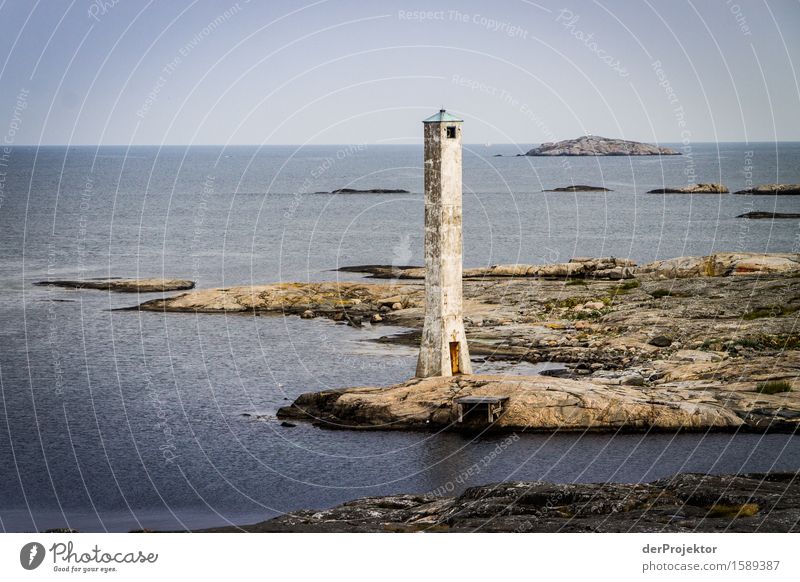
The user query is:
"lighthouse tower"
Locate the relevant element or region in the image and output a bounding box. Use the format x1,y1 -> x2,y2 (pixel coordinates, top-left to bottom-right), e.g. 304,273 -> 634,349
416,109 -> 472,378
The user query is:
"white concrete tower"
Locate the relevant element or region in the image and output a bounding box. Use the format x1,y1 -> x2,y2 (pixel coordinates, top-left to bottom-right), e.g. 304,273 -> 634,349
416,109 -> 472,378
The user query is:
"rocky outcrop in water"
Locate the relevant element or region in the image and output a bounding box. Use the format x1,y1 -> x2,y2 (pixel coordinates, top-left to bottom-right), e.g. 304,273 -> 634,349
133,281 -> 422,327
320,188 -> 410,194
197,473 -> 800,532
280,255 -> 800,434
469,257 -> 636,280
36,278 -> 195,293
132,253 -> 800,435
341,257 -> 637,280
341,253 -> 800,281
735,184 -> 800,195
276,372 -> 787,432
737,212 -> 800,219
647,183 -> 729,194
526,136 -> 679,156
543,185 -> 612,192
130,253 -> 800,431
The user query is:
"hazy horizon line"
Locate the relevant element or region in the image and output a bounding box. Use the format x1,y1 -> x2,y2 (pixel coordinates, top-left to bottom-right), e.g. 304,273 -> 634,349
9,140 -> 800,148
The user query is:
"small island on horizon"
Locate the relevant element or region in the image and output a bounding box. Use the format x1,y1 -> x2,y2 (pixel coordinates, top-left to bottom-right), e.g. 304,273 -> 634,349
525,135 -> 681,156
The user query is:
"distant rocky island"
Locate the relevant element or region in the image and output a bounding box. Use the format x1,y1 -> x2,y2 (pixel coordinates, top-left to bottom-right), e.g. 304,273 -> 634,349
646,183 -> 800,195
526,135 -> 680,156
648,183 -> 729,194
316,188 -> 410,194
735,184 -> 800,195
35,278 -> 194,293
738,212 -> 800,219
543,185 -> 612,192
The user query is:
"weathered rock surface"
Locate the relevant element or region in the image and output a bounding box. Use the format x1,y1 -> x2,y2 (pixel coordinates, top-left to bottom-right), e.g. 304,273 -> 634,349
526,136 -> 679,156
278,374 -> 756,431
340,257 -> 637,280
277,372 -> 797,433
443,264 -> 800,371
637,253 -> 800,278
132,281 -> 423,326
647,183 -> 729,194
737,212 -> 800,219
543,185 -> 612,192
197,473 -> 800,532
36,278 -> 195,293
735,184 -> 800,195
341,253 -> 800,281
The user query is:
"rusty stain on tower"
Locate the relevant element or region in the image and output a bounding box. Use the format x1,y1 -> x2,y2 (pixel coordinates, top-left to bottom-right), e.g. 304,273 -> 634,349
416,109 -> 473,378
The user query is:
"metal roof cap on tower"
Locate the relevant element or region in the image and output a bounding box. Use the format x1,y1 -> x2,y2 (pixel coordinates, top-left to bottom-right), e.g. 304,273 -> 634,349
422,109 -> 463,123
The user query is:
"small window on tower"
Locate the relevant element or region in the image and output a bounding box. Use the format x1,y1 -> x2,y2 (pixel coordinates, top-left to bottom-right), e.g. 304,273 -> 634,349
446,126 -> 456,139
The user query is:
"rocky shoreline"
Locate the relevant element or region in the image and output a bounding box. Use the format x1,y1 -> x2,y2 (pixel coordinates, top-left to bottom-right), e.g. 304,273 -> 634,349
338,252 -> 797,280
132,281 -> 423,327
131,252 -> 800,435
197,473 -> 800,532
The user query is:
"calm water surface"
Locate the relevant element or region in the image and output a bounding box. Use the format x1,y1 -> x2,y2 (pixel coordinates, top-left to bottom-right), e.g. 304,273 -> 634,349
1,144 -> 799,531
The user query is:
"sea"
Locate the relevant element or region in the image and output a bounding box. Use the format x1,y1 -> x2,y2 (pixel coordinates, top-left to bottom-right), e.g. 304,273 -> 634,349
1,142 -> 799,532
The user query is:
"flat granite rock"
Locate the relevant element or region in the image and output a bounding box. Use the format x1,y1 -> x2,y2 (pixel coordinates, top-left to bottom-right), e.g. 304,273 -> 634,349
637,252 -> 800,278
133,281 -> 424,327
196,472 -> 800,532
35,278 -> 195,293
339,253 -> 800,281
276,373 -> 799,433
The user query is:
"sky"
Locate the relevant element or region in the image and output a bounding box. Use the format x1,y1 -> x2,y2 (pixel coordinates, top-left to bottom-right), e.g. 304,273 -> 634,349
1,0 -> 799,145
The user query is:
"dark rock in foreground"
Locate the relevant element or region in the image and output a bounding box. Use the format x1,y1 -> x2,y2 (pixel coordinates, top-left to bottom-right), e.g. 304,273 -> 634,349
526,136 -> 679,157
35,278 -> 195,293
738,212 -> 800,219
196,472 -> 800,532
648,335 -> 673,347
735,184 -> 800,195
543,185 -> 612,192
648,183 -> 729,194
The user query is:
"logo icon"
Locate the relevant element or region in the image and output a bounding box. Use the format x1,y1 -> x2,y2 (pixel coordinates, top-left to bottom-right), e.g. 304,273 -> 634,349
20,542 -> 46,570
